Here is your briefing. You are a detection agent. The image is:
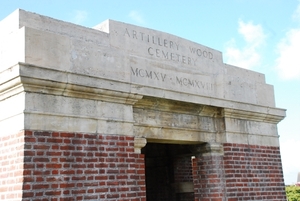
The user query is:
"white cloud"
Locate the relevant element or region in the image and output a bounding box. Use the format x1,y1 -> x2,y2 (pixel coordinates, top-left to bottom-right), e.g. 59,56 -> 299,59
275,28 -> 300,80
224,20 -> 266,69
280,139 -> 300,184
129,10 -> 145,24
292,2 -> 300,22
275,2 -> 300,80
72,10 -> 88,24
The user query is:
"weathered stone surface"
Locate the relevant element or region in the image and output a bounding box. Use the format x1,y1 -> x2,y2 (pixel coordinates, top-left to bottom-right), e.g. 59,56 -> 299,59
0,9 -> 285,145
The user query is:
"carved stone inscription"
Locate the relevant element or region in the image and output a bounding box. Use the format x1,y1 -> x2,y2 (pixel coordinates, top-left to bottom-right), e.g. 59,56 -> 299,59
124,28 -> 214,67
131,67 -> 213,91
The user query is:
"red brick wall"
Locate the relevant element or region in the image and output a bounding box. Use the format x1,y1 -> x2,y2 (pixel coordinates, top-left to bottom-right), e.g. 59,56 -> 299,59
1,131 -> 287,201
22,130 -> 146,201
174,156 -> 193,183
223,143 -> 287,201
192,154 -> 225,200
173,156 -> 194,201
0,131 -> 24,201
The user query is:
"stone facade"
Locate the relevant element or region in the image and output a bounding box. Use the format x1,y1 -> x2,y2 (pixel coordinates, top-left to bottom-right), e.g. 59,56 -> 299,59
0,9 -> 286,200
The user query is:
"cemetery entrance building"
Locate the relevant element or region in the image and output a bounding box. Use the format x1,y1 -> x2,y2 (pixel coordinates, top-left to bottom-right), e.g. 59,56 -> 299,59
0,10 -> 287,201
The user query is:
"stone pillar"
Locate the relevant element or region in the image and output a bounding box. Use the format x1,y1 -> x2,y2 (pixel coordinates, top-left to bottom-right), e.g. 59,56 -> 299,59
191,143 -> 225,201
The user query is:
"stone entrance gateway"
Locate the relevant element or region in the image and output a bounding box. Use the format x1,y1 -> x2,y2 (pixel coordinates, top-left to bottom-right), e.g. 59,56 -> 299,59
0,9 -> 287,201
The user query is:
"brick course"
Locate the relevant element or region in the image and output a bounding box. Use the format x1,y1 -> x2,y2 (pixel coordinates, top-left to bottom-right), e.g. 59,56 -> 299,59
1,130 -> 146,201
193,154 -> 225,201
223,143 -> 286,201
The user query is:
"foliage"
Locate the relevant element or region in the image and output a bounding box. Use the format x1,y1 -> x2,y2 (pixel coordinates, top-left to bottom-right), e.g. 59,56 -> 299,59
286,185 -> 300,201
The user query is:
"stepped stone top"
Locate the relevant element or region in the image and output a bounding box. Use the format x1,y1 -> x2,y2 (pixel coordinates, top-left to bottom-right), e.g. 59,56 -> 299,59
0,9 -> 286,123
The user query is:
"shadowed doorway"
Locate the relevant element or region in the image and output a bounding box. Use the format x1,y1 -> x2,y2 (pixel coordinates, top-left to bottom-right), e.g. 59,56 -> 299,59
142,143 -> 196,201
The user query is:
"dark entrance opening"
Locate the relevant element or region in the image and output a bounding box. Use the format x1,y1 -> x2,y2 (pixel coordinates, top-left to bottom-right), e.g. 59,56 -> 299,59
141,143 -> 195,201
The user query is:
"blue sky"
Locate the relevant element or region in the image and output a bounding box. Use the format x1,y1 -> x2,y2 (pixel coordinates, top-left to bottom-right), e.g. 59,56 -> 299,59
1,0 -> 300,185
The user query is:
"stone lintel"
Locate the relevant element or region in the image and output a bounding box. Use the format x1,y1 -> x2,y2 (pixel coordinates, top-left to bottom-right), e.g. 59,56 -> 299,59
134,96 -> 222,117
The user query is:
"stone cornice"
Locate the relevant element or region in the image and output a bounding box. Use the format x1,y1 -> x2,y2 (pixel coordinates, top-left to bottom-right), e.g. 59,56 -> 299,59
0,63 -> 143,105
222,108 -> 285,124
0,62 -> 286,124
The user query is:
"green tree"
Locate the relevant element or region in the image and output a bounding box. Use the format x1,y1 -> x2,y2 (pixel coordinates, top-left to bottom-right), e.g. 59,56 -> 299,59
286,185 -> 300,201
